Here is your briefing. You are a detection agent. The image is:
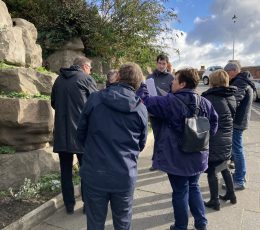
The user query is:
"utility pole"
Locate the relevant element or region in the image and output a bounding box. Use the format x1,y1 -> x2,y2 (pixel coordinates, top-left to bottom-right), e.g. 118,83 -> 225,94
232,14 -> 238,60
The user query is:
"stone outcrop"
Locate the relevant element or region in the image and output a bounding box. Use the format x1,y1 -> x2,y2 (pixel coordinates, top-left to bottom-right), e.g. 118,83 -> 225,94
0,98 -> 54,151
0,67 -> 57,95
46,38 -> 85,73
46,37 -> 110,74
0,147 -> 60,189
0,0 -> 12,28
0,25 -> 26,66
13,18 -> 42,68
0,1 -> 42,67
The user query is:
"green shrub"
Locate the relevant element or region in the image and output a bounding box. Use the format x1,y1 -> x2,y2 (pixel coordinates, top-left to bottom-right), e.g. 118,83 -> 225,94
9,178 -> 41,200
0,146 -> 15,154
38,173 -> 61,193
91,72 -> 106,84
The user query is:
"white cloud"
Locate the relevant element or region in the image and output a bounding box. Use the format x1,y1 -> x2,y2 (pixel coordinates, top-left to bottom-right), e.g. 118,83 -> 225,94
165,0 -> 260,70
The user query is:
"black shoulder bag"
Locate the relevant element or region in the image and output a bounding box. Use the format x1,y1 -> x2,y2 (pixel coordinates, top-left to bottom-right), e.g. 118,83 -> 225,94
175,95 -> 210,153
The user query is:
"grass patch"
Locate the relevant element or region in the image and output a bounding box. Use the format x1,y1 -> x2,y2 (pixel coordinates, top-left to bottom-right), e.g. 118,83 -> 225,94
0,146 -> 15,154
34,67 -> 56,75
0,91 -> 50,100
0,62 -> 17,69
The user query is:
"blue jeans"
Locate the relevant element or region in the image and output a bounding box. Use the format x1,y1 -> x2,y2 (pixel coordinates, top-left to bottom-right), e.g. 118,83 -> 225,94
82,182 -> 134,230
168,174 -> 207,230
232,128 -> 246,185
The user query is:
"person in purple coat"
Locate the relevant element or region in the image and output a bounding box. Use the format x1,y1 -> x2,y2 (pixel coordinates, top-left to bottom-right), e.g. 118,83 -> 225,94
137,68 -> 218,230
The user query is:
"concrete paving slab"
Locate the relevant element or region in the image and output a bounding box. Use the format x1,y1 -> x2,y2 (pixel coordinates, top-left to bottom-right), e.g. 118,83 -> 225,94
241,210 -> 260,230
32,120 -> 260,230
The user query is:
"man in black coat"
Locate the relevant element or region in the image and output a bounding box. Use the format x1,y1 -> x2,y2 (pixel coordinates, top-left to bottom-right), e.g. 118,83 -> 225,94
146,54 -> 174,170
51,56 -> 98,214
224,62 -> 255,190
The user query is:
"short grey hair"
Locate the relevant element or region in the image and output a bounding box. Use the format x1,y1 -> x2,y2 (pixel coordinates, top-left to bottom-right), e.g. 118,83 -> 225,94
224,62 -> 240,72
73,56 -> 92,68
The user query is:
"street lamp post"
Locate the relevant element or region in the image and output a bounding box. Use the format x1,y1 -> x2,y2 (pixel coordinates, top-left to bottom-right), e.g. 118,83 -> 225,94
232,14 -> 238,60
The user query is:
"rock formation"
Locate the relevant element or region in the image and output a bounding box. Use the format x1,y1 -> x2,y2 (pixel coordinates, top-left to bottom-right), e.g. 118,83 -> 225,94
0,0 -> 59,189
0,2 -> 42,68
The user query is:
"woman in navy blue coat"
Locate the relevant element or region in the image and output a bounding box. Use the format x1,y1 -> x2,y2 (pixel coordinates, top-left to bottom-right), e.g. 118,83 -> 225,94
137,68 -> 218,230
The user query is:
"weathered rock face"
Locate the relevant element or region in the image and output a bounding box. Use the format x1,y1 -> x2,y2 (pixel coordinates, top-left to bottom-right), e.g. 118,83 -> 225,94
0,26 -> 26,66
12,18 -> 42,68
0,0 -> 12,28
46,37 -> 110,74
0,98 -> 54,151
46,49 -> 85,73
0,147 -> 60,189
0,67 -> 57,95
0,1 -> 42,67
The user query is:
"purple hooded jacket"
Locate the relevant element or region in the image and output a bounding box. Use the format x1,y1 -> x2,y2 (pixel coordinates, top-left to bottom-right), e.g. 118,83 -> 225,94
137,84 -> 218,176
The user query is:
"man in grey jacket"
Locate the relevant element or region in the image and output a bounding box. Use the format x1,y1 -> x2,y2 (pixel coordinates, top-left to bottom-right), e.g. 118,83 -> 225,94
224,62 -> 255,190
146,54 -> 174,170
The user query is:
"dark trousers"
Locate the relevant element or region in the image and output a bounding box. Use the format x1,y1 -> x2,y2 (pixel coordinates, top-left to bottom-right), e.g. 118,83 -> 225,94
168,174 -> 207,230
207,162 -> 234,200
83,182 -> 134,230
58,152 -> 84,208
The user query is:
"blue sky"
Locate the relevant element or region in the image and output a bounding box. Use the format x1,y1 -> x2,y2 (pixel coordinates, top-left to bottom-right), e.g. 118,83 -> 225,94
163,0 -> 260,69
165,0 -> 213,32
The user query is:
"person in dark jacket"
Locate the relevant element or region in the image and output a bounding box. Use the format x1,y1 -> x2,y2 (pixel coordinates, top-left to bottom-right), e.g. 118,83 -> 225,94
51,56 -> 98,214
106,69 -> 119,87
137,68 -> 218,230
146,54 -> 174,170
202,70 -> 237,211
77,63 -> 148,230
224,62 -> 255,190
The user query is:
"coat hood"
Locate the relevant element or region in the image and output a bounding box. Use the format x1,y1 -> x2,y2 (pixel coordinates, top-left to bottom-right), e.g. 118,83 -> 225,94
60,65 -> 83,79
202,86 -> 237,98
101,83 -> 142,113
231,71 -> 256,90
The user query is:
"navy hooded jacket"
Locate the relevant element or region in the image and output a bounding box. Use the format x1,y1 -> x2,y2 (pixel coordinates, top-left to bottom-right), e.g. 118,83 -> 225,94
77,83 -> 148,192
137,84 -> 218,176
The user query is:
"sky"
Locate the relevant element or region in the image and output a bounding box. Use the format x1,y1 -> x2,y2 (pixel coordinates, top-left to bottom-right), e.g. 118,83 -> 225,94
163,0 -> 260,70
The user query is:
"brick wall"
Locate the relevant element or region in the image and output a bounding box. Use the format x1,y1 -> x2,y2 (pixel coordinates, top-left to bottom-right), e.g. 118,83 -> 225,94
241,66 -> 260,79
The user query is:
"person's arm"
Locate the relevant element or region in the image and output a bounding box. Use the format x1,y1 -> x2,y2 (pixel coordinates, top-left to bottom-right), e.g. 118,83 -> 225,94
136,83 -> 170,120
50,81 -> 56,109
209,103 -> 218,136
86,77 -> 98,95
138,112 -> 148,151
77,93 -> 95,146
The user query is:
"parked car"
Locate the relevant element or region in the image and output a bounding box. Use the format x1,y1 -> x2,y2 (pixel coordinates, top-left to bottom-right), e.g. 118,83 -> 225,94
202,66 -> 223,85
252,79 -> 260,102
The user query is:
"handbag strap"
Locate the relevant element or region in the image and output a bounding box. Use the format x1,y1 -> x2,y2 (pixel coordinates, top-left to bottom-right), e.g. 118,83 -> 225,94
175,94 -> 201,116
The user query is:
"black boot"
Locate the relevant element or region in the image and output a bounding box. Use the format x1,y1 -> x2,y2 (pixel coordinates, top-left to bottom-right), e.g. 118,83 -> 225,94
220,169 -> 237,204
204,169 -> 220,211
204,199 -> 220,211
219,192 -> 237,204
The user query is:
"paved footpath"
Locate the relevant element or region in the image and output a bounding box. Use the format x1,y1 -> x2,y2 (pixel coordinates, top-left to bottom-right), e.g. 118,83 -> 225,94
33,116 -> 260,230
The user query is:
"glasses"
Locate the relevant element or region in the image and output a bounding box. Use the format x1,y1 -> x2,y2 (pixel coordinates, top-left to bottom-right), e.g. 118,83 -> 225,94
85,63 -> 92,69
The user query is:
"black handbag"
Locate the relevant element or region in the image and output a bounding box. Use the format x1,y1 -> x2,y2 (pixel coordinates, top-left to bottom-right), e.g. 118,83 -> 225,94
175,95 -> 210,153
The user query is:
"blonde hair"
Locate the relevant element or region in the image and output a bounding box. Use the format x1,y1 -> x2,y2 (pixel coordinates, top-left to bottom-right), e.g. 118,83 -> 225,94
119,63 -> 144,90
209,69 -> 229,87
